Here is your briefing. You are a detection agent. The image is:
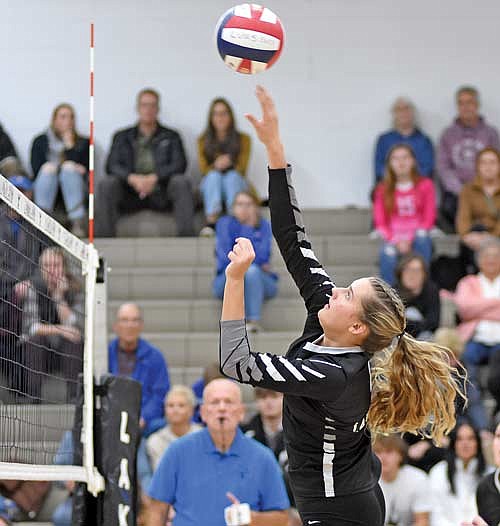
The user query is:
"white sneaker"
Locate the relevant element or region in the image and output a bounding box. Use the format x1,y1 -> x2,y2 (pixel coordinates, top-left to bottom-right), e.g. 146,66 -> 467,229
199,225 -> 215,237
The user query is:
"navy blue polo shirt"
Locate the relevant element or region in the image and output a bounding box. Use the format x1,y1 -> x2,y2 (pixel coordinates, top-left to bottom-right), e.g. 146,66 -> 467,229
148,428 -> 289,526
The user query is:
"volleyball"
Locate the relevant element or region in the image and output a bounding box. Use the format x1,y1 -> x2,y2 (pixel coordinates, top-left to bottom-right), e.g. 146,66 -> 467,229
215,3 -> 285,75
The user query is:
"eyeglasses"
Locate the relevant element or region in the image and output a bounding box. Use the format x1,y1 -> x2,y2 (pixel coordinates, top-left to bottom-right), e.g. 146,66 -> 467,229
117,318 -> 142,324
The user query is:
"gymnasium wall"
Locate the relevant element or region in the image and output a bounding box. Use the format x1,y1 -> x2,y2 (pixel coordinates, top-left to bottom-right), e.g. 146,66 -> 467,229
2,0 -> 500,207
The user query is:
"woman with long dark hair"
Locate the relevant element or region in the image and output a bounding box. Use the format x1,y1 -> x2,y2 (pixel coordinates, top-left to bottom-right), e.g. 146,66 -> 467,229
373,143 -> 436,285
218,86 -> 465,526
429,422 -> 488,525
198,98 -> 251,235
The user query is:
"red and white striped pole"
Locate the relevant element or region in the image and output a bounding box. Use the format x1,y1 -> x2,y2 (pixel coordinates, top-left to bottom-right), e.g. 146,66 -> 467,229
88,22 -> 95,244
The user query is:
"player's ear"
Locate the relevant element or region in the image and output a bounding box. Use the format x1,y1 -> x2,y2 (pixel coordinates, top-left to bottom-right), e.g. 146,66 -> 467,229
349,321 -> 367,338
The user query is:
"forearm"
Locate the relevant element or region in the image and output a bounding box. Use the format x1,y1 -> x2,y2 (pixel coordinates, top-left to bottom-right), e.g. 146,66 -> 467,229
221,277 -> 245,321
414,512 -> 430,526
266,142 -> 286,169
250,510 -> 288,526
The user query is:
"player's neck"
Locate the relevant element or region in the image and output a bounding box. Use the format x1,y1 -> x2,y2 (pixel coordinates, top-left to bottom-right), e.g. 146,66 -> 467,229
138,121 -> 157,137
119,339 -> 138,353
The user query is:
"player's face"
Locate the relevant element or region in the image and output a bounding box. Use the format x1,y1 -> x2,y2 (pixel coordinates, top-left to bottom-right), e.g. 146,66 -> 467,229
53,107 -> 74,134
454,424 -> 478,464
318,278 -> 372,341
493,423 -> 500,467
389,148 -> 414,179
165,393 -> 193,426
201,380 -> 245,434
256,391 -> 283,419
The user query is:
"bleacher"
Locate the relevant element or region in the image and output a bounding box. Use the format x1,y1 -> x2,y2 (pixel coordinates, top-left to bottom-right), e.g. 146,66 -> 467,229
95,207 -> 461,403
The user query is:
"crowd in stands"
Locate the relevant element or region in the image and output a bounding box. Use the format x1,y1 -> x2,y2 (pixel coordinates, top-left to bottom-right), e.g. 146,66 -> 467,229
1,83 -> 500,524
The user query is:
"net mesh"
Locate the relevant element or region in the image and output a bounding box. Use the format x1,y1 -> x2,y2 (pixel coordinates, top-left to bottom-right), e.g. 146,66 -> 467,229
0,183 -> 86,467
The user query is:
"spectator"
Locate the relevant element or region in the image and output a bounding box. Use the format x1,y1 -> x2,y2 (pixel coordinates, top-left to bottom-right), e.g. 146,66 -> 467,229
453,239 -> 500,431
213,190 -> 278,332
191,362 -> 224,423
21,246 -> 84,402
437,86 -> 500,232
51,430 -> 75,526
0,122 -> 24,177
198,97 -> 252,236
30,104 -> 89,237
456,148 -> 500,274
147,378 -> 289,526
108,302 -> 170,437
394,253 -> 440,340
96,88 -> 194,237
146,385 -> 201,471
374,97 -> 434,183
373,435 -> 431,526
373,144 -> 436,285
429,423 -> 489,525
474,420 -> 500,525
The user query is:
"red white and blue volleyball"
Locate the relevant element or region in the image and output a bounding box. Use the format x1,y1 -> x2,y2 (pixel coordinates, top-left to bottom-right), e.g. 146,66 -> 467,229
215,3 -> 285,75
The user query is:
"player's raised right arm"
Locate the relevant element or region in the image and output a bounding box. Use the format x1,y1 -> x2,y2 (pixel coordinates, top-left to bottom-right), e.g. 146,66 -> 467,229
246,86 -> 334,325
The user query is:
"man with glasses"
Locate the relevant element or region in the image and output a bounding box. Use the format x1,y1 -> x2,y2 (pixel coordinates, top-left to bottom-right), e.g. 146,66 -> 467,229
108,302 -> 170,436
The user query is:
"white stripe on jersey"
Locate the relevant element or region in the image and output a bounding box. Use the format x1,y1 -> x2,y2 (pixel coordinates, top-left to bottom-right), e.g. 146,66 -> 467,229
323,418 -> 336,497
301,364 -> 326,378
309,359 -> 342,369
278,357 -> 306,381
310,267 -> 329,277
300,247 -> 319,261
260,354 -> 285,382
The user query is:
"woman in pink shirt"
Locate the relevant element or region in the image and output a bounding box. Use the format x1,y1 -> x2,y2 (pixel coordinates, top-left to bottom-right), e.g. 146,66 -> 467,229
373,144 -> 437,285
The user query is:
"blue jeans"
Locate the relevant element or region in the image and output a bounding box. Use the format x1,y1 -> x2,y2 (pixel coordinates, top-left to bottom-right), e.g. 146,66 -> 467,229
379,232 -> 433,285
213,264 -> 278,321
461,340 -> 500,430
52,496 -> 72,526
34,163 -> 86,220
200,169 -> 248,217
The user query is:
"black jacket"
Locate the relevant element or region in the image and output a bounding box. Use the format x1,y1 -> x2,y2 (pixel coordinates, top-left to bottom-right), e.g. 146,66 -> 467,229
105,124 -> 187,186
220,166 -> 381,501
30,133 -> 89,178
476,469 -> 500,526
0,124 -> 18,163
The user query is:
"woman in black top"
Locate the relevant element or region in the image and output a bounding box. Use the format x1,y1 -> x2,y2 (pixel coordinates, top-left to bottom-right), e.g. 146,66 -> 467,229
31,103 -> 89,236
219,87 -> 464,526
394,253 -> 440,340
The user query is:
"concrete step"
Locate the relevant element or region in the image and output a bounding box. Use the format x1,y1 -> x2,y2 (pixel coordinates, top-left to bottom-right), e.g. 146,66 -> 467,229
109,298 -> 308,333
107,264 -> 378,300
95,234 -> 460,270
138,331 -> 296,367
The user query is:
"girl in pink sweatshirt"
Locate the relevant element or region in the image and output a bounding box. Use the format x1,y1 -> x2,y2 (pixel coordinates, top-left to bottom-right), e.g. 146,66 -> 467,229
373,144 -> 437,284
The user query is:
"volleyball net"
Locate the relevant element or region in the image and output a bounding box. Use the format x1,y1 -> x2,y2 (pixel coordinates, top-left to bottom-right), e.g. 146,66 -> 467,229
0,173 -> 104,495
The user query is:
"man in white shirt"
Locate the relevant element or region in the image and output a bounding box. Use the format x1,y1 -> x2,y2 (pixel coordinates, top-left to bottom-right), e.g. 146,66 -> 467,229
374,435 -> 431,526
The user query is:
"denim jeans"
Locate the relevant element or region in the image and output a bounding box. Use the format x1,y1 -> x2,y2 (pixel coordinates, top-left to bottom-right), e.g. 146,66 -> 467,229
52,497 -> 72,526
213,264 -> 278,321
34,163 -> 85,220
200,169 -> 248,216
461,340 -> 500,430
379,231 -> 433,285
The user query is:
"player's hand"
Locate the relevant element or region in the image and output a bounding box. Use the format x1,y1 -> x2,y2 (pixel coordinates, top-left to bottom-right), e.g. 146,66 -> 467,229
246,86 -> 285,168
225,238 -> 255,280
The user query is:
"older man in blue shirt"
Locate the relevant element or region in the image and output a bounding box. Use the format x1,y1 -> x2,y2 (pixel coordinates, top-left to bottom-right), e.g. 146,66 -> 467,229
147,378 -> 289,526
108,302 -> 169,436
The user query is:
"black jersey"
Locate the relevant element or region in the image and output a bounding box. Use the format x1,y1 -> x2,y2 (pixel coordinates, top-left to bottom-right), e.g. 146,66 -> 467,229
220,166 -> 381,500
477,469 -> 500,526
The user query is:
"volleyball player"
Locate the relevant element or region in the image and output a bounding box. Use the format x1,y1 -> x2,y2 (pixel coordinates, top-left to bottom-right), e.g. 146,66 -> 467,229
219,86 -> 464,526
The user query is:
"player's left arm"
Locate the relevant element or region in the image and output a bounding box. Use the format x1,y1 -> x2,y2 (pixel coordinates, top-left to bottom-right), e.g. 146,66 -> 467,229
250,510 -> 288,526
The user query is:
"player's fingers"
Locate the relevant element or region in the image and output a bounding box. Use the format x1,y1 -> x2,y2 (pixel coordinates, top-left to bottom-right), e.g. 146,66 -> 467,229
245,113 -> 259,129
227,250 -> 236,261
226,491 -> 240,505
256,85 -> 275,114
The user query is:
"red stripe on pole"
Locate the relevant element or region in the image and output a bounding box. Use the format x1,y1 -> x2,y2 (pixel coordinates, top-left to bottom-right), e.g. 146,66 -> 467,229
90,72 -> 94,97
91,23 -> 94,47
89,121 -> 94,144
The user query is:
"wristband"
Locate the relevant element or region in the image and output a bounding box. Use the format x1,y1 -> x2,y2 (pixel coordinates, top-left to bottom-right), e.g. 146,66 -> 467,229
224,503 -> 251,526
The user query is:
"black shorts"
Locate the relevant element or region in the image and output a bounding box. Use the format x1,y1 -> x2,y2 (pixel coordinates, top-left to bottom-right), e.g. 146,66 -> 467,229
296,485 -> 385,526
